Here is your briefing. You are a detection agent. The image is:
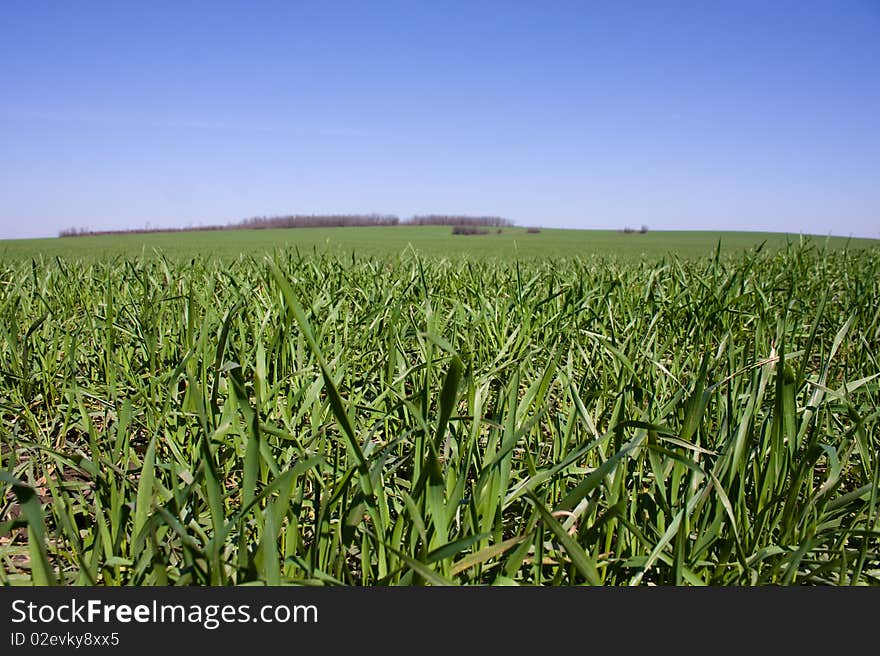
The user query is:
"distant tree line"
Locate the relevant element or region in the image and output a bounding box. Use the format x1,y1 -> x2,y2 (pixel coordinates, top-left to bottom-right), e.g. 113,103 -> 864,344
58,214 -> 517,237
238,214 -> 400,229
407,215 -> 512,227
57,225 -> 229,238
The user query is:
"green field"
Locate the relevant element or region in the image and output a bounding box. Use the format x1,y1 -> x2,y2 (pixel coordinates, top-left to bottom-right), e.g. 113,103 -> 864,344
2,226 -> 878,262
1,230 -> 879,585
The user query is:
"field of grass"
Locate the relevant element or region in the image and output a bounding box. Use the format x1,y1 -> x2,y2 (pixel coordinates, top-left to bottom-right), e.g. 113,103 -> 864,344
1,232 -> 879,585
2,226 -> 878,262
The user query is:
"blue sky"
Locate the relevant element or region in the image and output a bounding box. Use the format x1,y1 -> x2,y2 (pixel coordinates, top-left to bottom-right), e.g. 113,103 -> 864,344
1,1 -> 878,239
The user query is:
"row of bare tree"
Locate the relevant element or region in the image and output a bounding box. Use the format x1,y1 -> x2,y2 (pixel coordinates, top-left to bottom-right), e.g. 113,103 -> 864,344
58,225 -> 232,237
407,215 -> 512,227
238,214 -> 400,229
58,214 -> 515,237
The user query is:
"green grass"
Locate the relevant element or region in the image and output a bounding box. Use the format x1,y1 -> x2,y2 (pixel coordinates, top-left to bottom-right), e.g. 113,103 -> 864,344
1,237 -> 878,585
1,226 -> 878,262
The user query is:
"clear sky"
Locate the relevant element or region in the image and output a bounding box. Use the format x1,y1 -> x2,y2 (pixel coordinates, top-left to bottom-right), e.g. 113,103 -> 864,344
1,1 -> 879,240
